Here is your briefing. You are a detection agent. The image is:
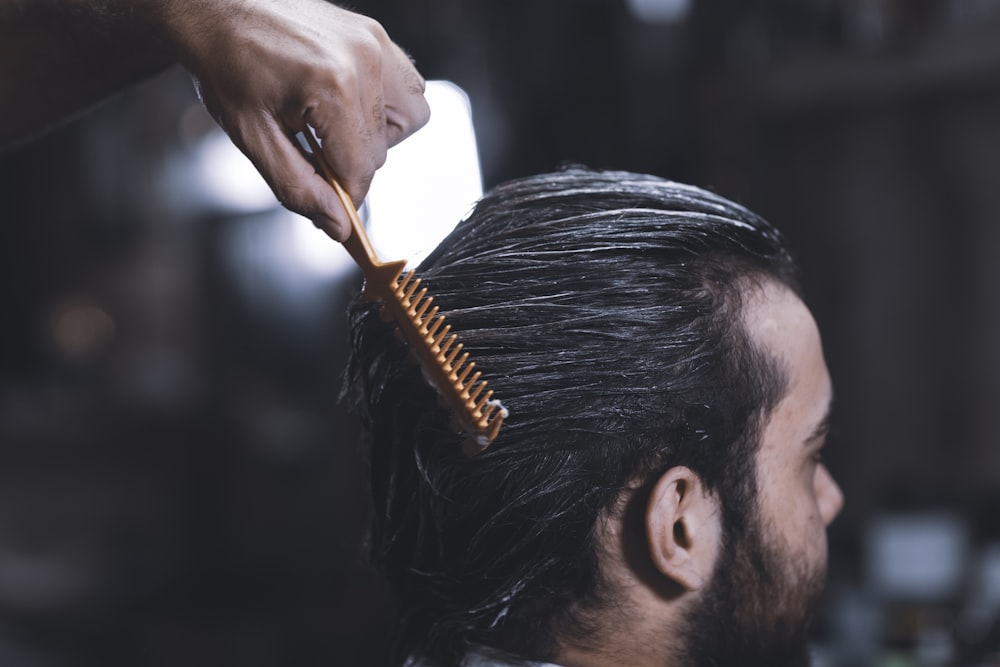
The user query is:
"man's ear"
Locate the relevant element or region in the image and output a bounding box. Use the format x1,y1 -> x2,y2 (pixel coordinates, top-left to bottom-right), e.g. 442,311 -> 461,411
645,466 -> 721,592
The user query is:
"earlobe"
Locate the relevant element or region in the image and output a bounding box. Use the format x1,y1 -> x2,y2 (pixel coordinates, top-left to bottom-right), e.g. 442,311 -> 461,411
645,467 -> 721,592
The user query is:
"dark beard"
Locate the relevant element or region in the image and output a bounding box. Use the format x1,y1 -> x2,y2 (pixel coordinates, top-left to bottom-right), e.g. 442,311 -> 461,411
677,513 -> 827,667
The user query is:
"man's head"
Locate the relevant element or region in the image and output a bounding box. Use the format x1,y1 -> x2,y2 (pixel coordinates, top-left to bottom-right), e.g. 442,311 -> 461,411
347,168 -> 843,666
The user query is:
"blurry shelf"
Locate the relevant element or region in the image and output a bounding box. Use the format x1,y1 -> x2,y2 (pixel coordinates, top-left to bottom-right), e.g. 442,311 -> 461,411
749,19 -> 1000,112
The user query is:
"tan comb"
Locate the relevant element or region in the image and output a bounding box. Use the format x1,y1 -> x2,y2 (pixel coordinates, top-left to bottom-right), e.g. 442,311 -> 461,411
303,132 -> 505,455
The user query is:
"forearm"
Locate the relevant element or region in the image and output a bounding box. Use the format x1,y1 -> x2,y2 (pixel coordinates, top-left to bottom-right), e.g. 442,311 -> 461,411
0,1 -> 174,147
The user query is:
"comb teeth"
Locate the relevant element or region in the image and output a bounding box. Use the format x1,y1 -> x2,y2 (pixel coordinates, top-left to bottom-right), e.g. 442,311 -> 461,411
396,272 -> 506,450
413,294 -> 434,321
455,361 -> 475,385
380,267 -> 506,446
299,131 -> 504,451
439,333 -> 459,356
468,380 -> 487,403
463,371 -> 482,396
432,324 -> 452,348
444,342 -> 464,367
475,389 -> 494,411
425,311 -> 444,337
402,277 -> 422,303
449,351 -> 470,379
408,287 -> 428,311
397,270 -> 416,294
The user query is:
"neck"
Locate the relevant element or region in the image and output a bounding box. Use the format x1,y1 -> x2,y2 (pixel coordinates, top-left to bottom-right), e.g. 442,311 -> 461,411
552,581 -> 694,667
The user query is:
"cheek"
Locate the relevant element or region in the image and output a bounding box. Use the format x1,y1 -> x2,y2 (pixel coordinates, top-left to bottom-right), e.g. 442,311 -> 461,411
754,454 -> 832,557
757,475 -> 819,551
771,466 -> 831,557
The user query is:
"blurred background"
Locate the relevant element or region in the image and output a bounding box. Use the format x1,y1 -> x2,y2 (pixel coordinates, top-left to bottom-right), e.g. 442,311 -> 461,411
4,0 -> 1000,665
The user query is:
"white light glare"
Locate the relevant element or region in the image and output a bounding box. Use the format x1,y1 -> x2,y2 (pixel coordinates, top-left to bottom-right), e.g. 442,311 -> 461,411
180,130 -> 278,214
365,80 -> 483,268
626,0 -> 692,24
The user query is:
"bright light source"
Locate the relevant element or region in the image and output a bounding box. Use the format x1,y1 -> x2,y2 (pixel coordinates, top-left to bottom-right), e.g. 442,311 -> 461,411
626,0 -> 692,24
365,81 -> 483,267
286,210 -> 356,280
165,130 -> 278,215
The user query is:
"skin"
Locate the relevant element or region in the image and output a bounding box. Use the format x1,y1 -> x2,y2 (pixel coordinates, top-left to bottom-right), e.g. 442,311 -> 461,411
0,0 -> 430,241
556,280 -> 844,667
748,280 -> 844,600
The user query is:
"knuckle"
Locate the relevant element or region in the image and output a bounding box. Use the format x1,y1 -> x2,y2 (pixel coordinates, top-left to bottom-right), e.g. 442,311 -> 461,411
373,146 -> 387,170
351,26 -> 384,65
411,98 -> 432,129
357,15 -> 390,44
390,99 -> 430,141
312,66 -> 360,101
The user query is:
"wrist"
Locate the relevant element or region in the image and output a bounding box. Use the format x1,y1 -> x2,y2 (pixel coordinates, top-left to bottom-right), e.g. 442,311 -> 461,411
124,0 -> 194,60
133,0 -> 253,70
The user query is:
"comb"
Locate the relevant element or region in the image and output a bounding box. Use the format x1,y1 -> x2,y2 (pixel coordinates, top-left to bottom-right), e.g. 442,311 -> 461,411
302,131 -> 505,455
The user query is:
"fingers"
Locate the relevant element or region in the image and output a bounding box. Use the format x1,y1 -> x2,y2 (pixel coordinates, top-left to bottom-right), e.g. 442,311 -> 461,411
380,41 -> 431,148
304,73 -> 387,209
306,20 -> 428,204
187,4 -> 431,243
233,112 -> 352,242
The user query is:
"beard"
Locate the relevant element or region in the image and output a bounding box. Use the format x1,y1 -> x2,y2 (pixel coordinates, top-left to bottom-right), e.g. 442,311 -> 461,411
676,509 -> 828,667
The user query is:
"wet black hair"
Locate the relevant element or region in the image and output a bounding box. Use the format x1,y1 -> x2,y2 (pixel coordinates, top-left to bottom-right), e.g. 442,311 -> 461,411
346,167 -> 800,666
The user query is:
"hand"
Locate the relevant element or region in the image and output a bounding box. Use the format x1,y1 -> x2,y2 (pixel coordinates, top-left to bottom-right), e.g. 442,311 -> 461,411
153,0 -> 430,241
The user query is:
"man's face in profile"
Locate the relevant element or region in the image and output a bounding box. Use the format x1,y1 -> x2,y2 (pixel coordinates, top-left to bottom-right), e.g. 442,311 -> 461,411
684,281 -> 844,666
